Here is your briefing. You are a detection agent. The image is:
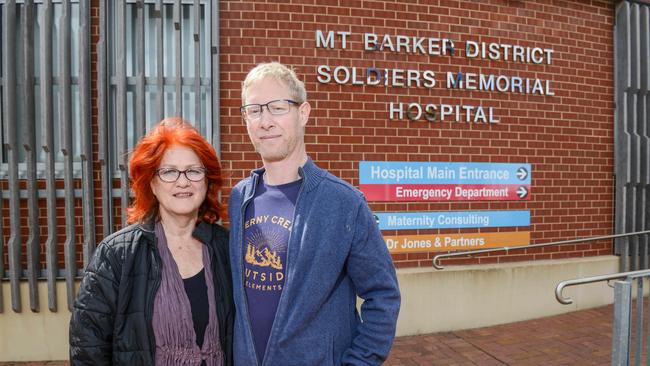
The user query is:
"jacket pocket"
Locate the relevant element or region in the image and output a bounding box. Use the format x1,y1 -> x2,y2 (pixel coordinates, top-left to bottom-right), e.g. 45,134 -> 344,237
272,332 -> 334,366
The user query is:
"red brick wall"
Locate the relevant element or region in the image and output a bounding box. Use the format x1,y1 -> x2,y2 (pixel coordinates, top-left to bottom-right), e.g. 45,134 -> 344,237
219,0 -> 615,268
0,0 -> 616,272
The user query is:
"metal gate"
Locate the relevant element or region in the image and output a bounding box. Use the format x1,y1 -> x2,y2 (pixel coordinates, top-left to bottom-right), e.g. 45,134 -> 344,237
0,0 -> 220,313
614,0 -> 650,272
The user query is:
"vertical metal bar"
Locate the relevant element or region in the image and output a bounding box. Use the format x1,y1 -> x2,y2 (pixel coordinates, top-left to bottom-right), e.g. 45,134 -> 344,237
635,277 -> 643,366
633,236 -> 640,271
632,237 -> 639,271
640,4 -> 650,272
646,278 -> 650,366
0,10 -> 2,152
193,0 -> 200,125
79,0 -> 96,266
23,0 -> 40,313
60,0 -> 76,310
40,0 -> 57,312
210,0 -> 220,155
0,0 -> 3,308
615,1 -> 631,272
0,0 -> 4,309
630,3 -> 641,273
116,0 -> 128,228
98,0 -> 112,238
0,159 -> 2,312
612,280 -> 632,366
640,1 -> 649,271
4,0 -> 21,313
135,0 -> 145,139
155,0 -> 164,122
623,238 -> 631,273
174,0 -> 182,116
642,232 -> 649,270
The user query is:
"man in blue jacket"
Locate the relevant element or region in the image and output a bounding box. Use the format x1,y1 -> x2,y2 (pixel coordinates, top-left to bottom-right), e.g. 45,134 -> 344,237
229,61 -> 401,366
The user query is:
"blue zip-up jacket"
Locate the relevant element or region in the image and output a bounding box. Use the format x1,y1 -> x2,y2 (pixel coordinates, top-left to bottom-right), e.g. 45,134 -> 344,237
229,158 -> 401,366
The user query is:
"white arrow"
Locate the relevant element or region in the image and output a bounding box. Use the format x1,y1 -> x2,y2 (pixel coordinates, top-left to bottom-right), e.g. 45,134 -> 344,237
516,167 -> 528,180
517,186 -> 528,199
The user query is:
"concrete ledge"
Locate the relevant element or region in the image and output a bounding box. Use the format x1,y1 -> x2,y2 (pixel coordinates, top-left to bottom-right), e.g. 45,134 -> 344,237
0,281 -> 71,362
395,255 -> 619,336
0,256 -> 620,361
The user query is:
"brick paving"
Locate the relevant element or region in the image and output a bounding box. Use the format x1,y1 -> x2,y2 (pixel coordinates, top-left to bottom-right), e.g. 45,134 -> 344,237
385,304 -> 616,366
0,304 -> 631,365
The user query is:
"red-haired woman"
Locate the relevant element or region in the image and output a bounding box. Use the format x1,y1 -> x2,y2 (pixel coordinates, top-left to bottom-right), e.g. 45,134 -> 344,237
70,118 -> 233,366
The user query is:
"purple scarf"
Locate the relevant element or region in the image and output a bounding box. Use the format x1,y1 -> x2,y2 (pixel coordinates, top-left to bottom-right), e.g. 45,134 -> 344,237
152,221 -> 224,366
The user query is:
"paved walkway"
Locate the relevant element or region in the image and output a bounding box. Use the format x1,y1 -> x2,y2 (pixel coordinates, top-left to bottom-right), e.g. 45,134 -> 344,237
0,304 -> 624,365
385,304 -> 615,365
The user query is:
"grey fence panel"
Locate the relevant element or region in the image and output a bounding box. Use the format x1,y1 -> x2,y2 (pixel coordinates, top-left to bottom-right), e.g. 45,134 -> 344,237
635,7 -> 650,268
40,0 -> 57,312
0,40 -> 3,313
60,0 -> 77,311
615,1 -> 650,272
615,1 -> 630,271
638,6 -> 650,274
99,0 -> 213,234
2,0 -> 218,312
211,0 -> 219,155
116,1 -> 129,228
628,2 -> 639,273
0,0 -> 93,313
174,0 -> 182,116
631,3 -> 643,274
155,0 -> 164,122
4,0 -> 22,313
98,0 -> 112,238
193,0 -> 200,125
0,58 -> 3,313
23,0 -> 40,312
79,0 -> 96,266
135,0 -> 145,140
612,280 -> 632,366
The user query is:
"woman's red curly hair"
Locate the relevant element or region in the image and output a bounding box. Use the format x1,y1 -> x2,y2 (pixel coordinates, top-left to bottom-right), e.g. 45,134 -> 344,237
126,118 -> 225,224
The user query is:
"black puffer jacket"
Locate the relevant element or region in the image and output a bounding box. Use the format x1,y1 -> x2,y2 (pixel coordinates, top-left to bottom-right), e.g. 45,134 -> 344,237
69,220 -> 234,366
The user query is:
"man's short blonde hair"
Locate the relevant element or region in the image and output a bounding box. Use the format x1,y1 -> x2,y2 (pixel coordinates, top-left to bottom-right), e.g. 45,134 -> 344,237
241,62 -> 307,104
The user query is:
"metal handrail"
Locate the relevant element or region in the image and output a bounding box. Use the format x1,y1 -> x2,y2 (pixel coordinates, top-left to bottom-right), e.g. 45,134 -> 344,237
432,230 -> 650,269
555,269 -> 650,304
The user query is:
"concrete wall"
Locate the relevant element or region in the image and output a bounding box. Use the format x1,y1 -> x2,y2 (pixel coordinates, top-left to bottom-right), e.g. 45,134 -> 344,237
0,255 -> 619,361
395,255 -> 619,336
0,281 -> 72,362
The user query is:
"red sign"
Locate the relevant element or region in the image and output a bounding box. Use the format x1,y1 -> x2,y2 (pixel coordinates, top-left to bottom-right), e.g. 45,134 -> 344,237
360,184 -> 530,201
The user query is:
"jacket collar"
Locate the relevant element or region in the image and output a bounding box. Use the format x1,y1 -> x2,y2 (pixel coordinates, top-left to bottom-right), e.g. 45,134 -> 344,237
192,220 -> 214,244
139,218 -> 156,243
138,216 -> 213,244
248,156 -> 326,194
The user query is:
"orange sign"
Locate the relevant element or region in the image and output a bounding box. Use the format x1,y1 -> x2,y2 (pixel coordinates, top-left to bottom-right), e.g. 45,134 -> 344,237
383,231 -> 530,254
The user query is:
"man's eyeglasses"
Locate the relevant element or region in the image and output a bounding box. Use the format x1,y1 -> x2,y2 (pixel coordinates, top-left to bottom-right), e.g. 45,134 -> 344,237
240,99 -> 300,122
156,167 -> 206,183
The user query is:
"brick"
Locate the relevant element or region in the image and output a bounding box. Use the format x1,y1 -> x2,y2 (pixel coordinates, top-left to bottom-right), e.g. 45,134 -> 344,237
1,0 -> 605,272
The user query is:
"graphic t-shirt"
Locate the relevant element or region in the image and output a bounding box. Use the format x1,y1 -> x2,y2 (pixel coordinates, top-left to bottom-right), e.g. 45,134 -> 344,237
243,175 -> 301,363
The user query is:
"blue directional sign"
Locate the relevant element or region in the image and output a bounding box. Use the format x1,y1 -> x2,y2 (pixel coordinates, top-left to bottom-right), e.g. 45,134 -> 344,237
359,161 -> 532,185
375,210 -> 530,230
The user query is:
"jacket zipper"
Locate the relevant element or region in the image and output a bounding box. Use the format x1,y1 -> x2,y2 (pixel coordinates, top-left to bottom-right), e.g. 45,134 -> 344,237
207,238 -> 228,354
260,171 -> 305,366
147,236 -> 162,363
241,173 -> 261,366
